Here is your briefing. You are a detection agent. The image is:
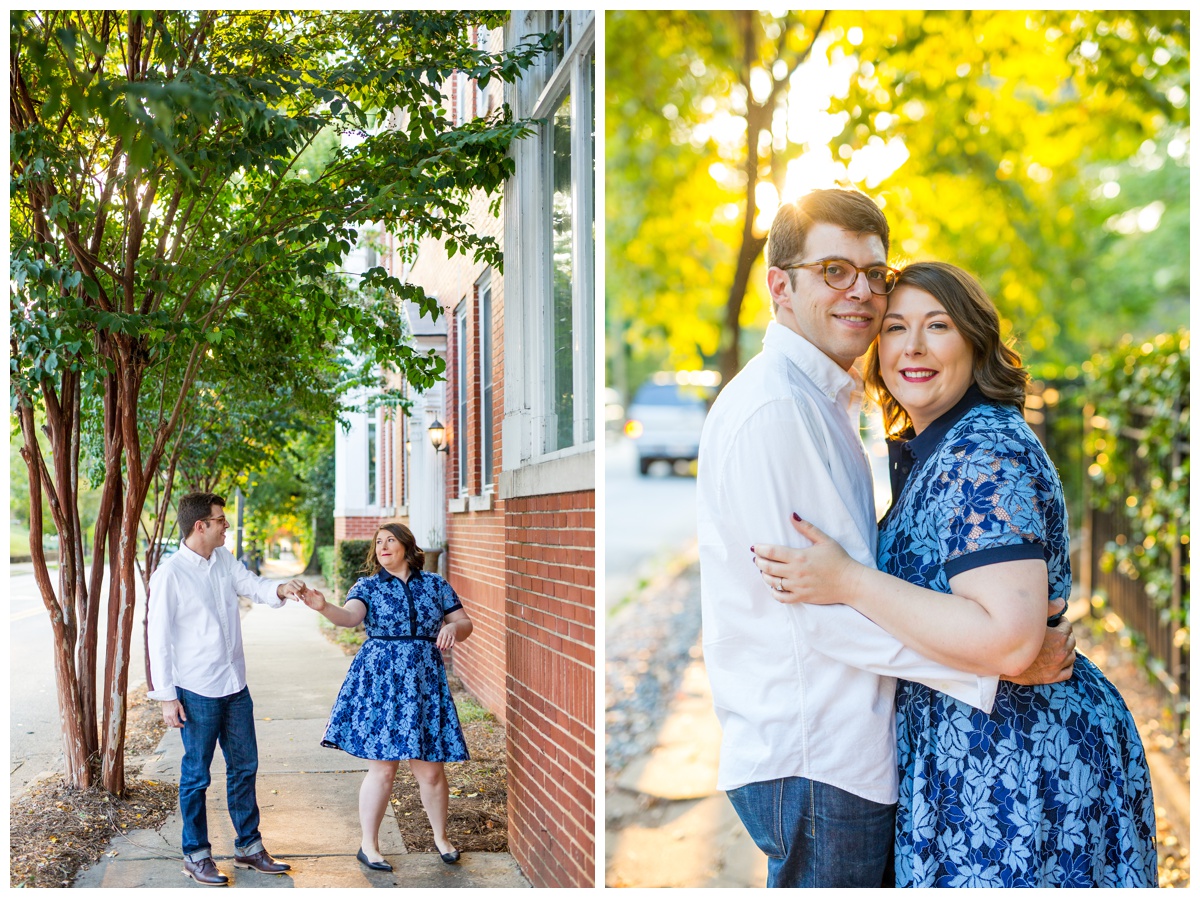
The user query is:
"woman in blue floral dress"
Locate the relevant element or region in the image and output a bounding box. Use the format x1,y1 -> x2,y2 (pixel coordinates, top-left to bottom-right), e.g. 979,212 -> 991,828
752,262 -> 1157,886
296,523 -> 472,871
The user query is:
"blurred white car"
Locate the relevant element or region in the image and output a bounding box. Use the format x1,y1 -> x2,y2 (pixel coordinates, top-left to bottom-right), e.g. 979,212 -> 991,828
624,371 -> 718,476
604,387 -> 625,438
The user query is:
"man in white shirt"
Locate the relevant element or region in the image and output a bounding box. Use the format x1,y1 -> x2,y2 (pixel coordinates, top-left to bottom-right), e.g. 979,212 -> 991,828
697,189 -> 1074,887
148,491 -> 307,885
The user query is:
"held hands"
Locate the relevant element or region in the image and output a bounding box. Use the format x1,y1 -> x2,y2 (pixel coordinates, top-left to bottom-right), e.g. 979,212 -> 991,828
1002,599 -> 1076,685
161,699 -> 187,728
752,514 -> 862,605
293,584 -> 328,613
276,578 -> 307,600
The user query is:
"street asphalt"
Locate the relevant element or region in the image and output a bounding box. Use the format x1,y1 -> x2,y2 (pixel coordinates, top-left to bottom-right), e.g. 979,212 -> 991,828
73,563 -> 529,889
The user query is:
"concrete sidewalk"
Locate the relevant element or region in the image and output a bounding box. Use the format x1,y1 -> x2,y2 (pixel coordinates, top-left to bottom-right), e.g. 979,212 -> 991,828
76,568 -> 528,889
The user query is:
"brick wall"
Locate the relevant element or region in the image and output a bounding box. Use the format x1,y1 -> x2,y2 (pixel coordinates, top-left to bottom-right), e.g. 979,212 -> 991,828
334,515 -> 393,542
447,506 -> 507,722
505,489 -> 595,888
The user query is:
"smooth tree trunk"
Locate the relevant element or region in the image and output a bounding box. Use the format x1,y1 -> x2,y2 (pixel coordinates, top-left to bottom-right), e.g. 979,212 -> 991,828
17,399 -> 97,788
717,11 -> 828,385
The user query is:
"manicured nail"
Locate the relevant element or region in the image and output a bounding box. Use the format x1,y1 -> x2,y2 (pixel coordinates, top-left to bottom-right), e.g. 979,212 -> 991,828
750,545 -> 756,553
792,513 -> 802,522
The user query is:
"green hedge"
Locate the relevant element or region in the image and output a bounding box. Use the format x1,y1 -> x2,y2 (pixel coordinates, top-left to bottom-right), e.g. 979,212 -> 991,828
333,539 -> 372,603
317,545 -> 336,582
1083,330 -> 1189,620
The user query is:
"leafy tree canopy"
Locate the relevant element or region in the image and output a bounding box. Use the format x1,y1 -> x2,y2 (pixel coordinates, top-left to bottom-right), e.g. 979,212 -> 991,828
9,9 -> 548,794
606,10 -> 1189,388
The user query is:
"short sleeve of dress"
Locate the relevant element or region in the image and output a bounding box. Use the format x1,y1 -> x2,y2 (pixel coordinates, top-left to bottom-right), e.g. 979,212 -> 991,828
936,421 -> 1050,581
440,577 -> 463,616
345,576 -> 371,609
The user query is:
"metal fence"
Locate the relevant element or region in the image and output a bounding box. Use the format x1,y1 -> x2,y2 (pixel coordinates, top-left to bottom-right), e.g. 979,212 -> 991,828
1077,401 -> 1190,715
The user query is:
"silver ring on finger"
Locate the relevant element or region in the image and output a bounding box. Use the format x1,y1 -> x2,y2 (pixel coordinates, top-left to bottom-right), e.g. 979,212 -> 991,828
773,575 -> 785,592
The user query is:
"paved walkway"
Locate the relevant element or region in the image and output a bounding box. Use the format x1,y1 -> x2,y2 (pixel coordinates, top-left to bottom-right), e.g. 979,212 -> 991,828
605,559 -> 1191,888
76,563 -> 528,888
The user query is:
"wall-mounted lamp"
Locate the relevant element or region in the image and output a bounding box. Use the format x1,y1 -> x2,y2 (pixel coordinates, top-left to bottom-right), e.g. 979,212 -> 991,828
428,419 -> 450,453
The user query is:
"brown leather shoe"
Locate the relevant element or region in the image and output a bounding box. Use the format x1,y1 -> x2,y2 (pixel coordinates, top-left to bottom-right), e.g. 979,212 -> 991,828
233,849 -> 291,874
182,856 -> 229,886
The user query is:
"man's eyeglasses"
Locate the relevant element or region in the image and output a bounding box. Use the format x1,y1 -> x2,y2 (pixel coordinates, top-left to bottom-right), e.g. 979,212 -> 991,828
780,259 -> 899,295
202,516 -> 229,526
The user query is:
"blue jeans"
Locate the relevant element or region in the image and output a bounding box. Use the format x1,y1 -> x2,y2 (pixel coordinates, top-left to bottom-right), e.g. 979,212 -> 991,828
177,686 -> 263,862
727,776 -> 895,887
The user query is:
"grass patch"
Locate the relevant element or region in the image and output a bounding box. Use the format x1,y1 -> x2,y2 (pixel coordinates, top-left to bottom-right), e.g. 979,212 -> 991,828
316,612 -> 366,654
454,690 -> 493,725
10,524 -> 30,558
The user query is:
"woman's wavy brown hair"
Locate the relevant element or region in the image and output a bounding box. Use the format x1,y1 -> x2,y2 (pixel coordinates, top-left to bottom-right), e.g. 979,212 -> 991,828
363,522 -> 426,575
864,261 -> 1028,437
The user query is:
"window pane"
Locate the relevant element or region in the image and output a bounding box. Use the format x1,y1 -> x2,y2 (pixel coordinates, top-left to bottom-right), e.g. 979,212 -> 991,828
546,88 -> 574,452
480,281 -> 494,485
367,421 -> 377,505
456,305 -> 468,494
583,49 -> 596,444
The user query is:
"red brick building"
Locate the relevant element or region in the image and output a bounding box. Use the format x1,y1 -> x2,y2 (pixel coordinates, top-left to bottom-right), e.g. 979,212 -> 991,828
333,11 -> 595,887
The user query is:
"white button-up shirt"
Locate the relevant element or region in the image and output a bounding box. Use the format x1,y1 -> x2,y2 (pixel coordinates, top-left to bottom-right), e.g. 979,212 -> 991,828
698,322 -> 998,804
147,543 -> 285,701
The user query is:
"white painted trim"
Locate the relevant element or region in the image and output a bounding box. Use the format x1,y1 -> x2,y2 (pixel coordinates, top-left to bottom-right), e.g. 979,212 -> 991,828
499,448 -> 594,499
502,10 -> 596,474
468,493 -> 493,512
448,497 -> 468,514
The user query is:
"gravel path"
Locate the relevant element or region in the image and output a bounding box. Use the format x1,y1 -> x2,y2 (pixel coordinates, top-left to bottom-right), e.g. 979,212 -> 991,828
604,558 -> 703,776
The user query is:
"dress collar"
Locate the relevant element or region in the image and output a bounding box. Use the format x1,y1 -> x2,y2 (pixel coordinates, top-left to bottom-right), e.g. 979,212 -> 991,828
885,383 -> 991,505
903,382 -> 991,467
378,566 -> 421,583
763,321 -> 862,409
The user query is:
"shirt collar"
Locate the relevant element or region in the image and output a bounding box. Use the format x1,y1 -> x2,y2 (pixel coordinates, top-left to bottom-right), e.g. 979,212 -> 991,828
177,542 -> 213,567
763,321 -> 863,410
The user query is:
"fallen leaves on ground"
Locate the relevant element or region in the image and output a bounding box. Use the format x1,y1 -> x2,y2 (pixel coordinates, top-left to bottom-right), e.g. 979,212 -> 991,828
9,685 -> 174,888
390,676 -> 509,853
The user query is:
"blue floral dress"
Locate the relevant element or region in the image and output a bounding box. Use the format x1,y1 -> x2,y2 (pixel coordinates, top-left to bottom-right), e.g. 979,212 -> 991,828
321,568 -> 469,762
880,386 -> 1157,887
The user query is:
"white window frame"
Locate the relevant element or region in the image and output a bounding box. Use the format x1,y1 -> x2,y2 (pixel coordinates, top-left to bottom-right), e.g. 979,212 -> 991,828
478,271 -> 495,490
455,301 -> 469,497
500,11 -> 595,500
456,70 -> 469,126
538,16 -> 594,455
367,418 -> 379,507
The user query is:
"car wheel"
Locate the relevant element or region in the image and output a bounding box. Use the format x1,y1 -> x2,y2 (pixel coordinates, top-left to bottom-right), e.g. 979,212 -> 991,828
638,457 -> 653,476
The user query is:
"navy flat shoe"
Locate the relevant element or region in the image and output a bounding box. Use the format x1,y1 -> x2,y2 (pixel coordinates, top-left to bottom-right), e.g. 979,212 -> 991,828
356,848 -> 393,872
440,849 -> 460,865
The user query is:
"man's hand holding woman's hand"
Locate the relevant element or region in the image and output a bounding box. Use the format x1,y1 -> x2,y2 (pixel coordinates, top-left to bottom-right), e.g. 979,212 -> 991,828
276,578 -> 307,600
293,585 -> 328,613
752,514 -> 863,604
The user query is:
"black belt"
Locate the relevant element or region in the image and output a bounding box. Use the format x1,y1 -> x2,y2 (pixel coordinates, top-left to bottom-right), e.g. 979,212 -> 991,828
369,635 -> 436,642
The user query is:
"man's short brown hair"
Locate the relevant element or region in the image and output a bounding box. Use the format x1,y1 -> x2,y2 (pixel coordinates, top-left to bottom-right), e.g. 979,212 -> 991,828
178,492 -> 226,540
767,188 -> 891,273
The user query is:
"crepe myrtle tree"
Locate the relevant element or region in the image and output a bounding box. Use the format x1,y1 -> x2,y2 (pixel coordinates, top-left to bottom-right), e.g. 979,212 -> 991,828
10,9 -> 549,794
